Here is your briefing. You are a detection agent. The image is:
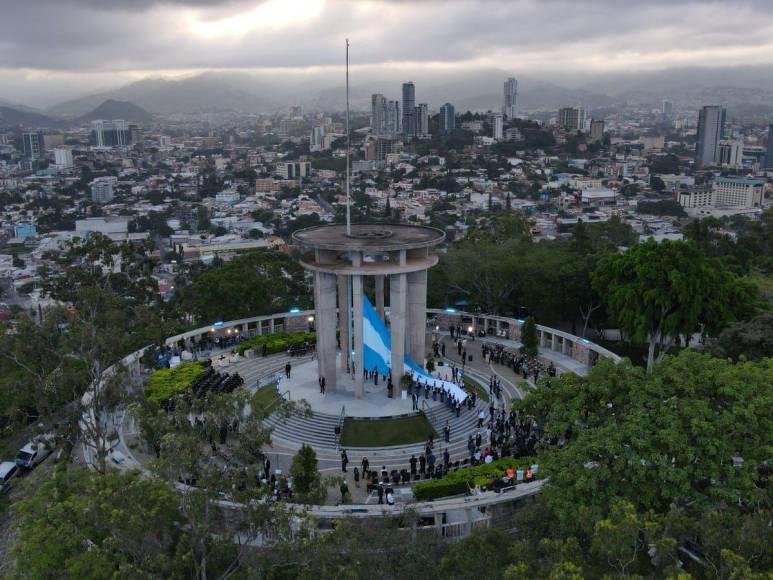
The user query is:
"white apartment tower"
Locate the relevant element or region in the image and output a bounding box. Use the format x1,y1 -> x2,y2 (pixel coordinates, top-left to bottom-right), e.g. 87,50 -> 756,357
503,77 -> 518,119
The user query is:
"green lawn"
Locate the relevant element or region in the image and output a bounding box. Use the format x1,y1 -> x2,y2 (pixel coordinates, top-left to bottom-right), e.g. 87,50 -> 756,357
340,414 -> 437,447
463,375 -> 490,402
252,383 -> 281,416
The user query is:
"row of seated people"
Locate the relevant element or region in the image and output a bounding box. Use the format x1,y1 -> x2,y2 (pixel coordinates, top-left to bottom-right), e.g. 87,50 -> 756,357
191,367 -> 244,398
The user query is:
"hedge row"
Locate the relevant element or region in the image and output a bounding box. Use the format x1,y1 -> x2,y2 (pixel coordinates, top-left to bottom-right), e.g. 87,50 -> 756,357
235,331 -> 316,355
413,455 -> 539,501
145,362 -> 206,404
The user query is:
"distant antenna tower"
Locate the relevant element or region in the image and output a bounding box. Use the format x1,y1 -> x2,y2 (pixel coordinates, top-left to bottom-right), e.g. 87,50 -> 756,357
345,38 -> 351,236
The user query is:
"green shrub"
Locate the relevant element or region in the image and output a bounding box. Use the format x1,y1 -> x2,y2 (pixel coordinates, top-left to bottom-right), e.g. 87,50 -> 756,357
413,456 -> 538,501
235,331 -> 316,355
145,362 -> 206,403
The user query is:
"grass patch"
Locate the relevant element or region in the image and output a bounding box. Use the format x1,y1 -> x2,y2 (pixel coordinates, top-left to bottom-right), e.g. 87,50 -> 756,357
340,414 -> 436,448
463,375 -> 490,402
252,383 -> 280,416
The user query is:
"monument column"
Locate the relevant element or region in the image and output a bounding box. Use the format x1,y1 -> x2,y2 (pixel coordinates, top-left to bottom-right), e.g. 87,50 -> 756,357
352,273 -> 365,399
406,248 -> 429,366
337,275 -> 350,371
351,251 -> 365,399
375,274 -> 386,321
389,250 -> 407,391
314,271 -> 338,392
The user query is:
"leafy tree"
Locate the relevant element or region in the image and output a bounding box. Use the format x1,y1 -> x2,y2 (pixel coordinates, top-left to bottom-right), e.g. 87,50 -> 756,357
593,240 -> 755,371
515,351 -> 772,530
520,317 -> 539,356
707,313 -> 773,361
439,528 -> 513,579
289,444 -> 325,503
172,250 -> 311,323
590,500 -> 643,576
13,468 -> 183,579
637,199 -> 687,217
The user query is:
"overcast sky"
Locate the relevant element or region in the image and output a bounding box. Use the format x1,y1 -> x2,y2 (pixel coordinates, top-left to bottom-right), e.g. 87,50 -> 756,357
2,0 -> 773,107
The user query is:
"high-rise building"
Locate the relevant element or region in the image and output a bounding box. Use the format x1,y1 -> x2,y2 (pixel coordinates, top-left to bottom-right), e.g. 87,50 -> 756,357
765,123 -> 773,169
712,177 -> 765,208
695,105 -> 726,168
416,103 -> 429,137
91,120 -> 131,148
503,77 -> 518,119
276,161 -> 311,179
385,100 -> 401,136
662,99 -> 674,116
22,132 -> 44,159
718,139 -> 744,169
371,94 -> 387,136
439,103 -> 455,134
558,107 -> 586,132
53,147 -> 74,169
310,126 -> 326,152
402,82 -> 416,138
589,119 -> 605,143
492,113 -> 504,140
365,137 -> 398,161
90,177 -> 117,204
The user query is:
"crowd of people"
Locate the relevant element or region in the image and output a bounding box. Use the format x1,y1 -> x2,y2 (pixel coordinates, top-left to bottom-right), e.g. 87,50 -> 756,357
480,342 -> 557,383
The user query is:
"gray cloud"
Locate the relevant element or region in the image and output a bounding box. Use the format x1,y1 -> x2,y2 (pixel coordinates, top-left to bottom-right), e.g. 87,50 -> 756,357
1,0 -> 773,105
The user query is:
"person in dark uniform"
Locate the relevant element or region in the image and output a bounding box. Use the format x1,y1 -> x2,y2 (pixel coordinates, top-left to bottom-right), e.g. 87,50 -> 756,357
341,449 -> 348,472
419,454 -> 426,475
409,455 -> 418,477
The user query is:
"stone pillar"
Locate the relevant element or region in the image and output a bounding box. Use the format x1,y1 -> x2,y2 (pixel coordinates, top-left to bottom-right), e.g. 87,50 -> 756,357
406,248 -> 428,366
352,274 -> 365,399
375,274 -> 386,321
337,275 -> 350,371
390,272 -> 407,386
314,272 -> 338,392
551,334 -> 559,351
406,269 -> 428,365
269,318 -> 275,334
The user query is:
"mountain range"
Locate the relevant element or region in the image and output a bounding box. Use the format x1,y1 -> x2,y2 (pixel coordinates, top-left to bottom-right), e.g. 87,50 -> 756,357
75,99 -> 153,123
2,64 -> 773,126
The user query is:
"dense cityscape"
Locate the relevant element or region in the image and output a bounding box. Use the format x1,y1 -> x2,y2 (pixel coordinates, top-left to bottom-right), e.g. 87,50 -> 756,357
0,0 -> 771,578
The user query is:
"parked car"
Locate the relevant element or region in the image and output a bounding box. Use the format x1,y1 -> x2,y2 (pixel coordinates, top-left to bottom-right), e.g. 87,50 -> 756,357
0,460 -> 19,494
15,433 -> 55,470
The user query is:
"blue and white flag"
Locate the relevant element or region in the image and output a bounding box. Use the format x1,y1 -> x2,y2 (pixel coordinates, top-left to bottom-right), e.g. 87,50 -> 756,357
361,296 -> 467,402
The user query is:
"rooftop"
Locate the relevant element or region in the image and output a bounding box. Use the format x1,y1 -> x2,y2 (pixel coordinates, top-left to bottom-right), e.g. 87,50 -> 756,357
292,223 -> 445,252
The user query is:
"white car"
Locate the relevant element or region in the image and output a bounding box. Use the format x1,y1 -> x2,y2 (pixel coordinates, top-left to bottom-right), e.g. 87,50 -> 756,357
0,461 -> 19,494
15,435 -> 55,470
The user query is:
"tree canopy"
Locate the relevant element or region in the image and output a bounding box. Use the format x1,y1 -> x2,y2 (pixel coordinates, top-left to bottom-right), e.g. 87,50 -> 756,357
171,250 -> 311,323
593,239 -> 756,370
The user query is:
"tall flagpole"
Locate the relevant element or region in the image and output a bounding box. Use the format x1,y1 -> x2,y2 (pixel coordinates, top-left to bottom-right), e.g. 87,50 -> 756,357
345,38 -> 354,372
345,38 -> 351,236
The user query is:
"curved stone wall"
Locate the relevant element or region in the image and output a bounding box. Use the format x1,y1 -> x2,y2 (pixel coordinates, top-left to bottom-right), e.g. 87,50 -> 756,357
80,309 -> 618,534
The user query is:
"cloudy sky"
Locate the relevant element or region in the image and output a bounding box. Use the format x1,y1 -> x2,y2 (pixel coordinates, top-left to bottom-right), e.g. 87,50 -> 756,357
2,0 -> 773,106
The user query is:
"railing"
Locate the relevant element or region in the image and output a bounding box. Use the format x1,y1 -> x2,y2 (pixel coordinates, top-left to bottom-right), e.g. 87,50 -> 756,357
334,405 -> 346,450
